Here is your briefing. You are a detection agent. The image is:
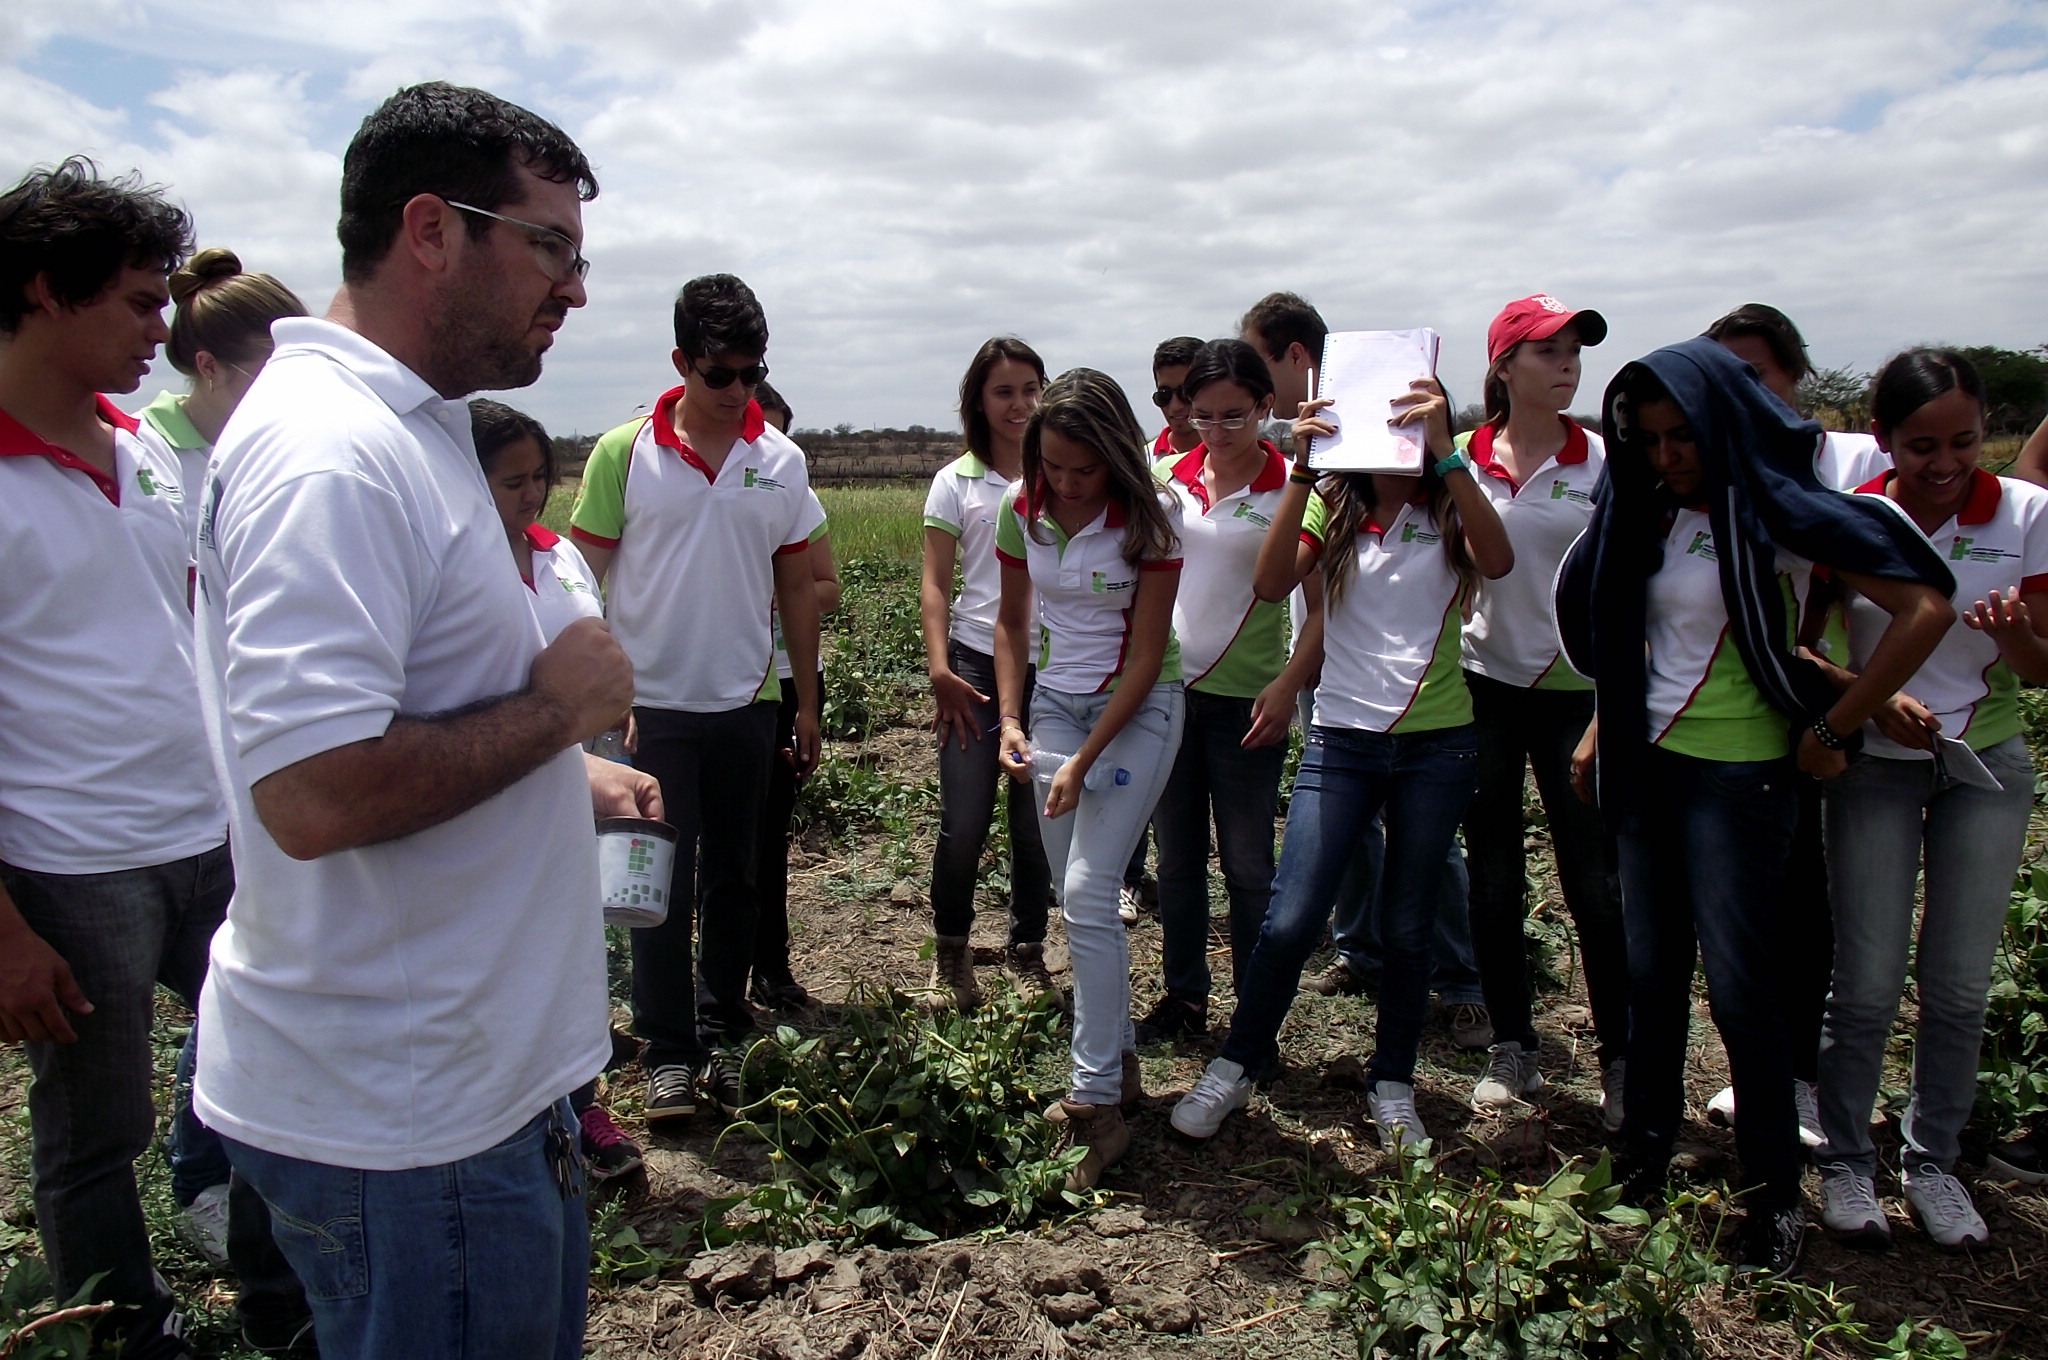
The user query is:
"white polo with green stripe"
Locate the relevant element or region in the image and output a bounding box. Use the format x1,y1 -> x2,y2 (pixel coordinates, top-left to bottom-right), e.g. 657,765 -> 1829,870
137,389 -> 211,547
1304,491 -> 1473,734
1645,507 -> 1814,761
1155,443 -> 1293,697
993,486 -> 1182,695
921,452 -> 1013,656
758,493 -> 829,701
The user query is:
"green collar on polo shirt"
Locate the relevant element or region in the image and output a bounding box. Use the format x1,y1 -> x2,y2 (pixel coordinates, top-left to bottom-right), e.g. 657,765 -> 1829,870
140,390 -> 208,450
1016,485 -> 1127,547
650,384 -> 768,478
0,395 -> 139,505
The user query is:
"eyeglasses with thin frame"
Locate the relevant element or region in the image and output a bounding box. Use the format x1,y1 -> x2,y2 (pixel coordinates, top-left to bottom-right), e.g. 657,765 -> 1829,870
1188,412 -> 1257,433
692,357 -> 770,390
444,200 -> 590,283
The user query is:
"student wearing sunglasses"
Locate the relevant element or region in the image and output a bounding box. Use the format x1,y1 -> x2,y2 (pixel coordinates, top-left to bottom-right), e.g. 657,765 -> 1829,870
1809,350 -> 2047,1251
570,274 -> 823,1128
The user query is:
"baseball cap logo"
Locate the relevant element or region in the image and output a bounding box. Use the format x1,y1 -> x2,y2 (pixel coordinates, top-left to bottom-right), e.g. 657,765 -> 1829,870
1534,295 -> 1569,314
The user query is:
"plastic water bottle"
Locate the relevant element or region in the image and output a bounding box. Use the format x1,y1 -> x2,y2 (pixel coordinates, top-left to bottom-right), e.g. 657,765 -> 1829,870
1026,745 -> 1129,793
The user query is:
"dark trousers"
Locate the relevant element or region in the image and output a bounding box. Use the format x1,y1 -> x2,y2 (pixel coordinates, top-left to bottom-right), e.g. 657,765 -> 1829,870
750,672 -> 820,986
1463,671 -> 1629,1065
1782,775 -> 1832,1084
629,703 -> 776,1066
1151,689 -> 1285,1002
2,846 -> 241,1319
1616,743 -> 1802,1210
928,643 -> 1052,943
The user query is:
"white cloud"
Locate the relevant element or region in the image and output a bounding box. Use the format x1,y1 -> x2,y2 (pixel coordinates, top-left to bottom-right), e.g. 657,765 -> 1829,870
4,0 -> 2045,436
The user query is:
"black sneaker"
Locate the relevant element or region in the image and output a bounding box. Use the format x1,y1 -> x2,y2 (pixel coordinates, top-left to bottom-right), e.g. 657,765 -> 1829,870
698,1049 -> 745,1118
1988,1133 -> 2046,1186
1615,1155 -> 1668,1211
645,1063 -> 696,1127
748,972 -> 813,1012
1734,1206 -> 1807,1281
1134,996 -> 1206,1045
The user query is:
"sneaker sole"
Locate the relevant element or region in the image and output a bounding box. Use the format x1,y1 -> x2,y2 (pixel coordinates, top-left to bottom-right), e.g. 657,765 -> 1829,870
1824,1219 -> 1893,1251
1908,1210 -> 1988,1251
1169,1099 -> 1245,1140
645,1102 -> 696,1126
1986,1152 -> 2048,1186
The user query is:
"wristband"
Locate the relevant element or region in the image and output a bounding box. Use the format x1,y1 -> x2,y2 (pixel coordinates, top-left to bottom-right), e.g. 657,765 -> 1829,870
1810,715 -> 1847,750
1433,449 -> 1470,478
999,715 -> 1024,731
1289,469 -> 1317,485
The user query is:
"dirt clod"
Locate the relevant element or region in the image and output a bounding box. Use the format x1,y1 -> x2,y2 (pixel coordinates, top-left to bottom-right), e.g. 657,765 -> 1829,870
1022,1247 -> 1107,1298
684,1244 -> 775,1301
1039,1291 -> 1104,1325
774,1241 -> 836,1285
1125,1285 -> 1201,1333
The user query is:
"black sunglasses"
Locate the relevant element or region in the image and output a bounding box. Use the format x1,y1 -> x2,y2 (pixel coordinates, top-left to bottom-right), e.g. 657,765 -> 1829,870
1151,386 -> 1179,410
693,358 -> 770,390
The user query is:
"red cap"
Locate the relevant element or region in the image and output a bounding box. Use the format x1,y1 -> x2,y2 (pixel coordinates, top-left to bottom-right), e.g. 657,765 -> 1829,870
1487,295 -> 1607,363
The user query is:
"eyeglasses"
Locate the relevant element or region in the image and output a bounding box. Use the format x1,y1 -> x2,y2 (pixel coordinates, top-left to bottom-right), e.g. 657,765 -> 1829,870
1188,413 -> 1257,432
692,358 -> 770,389
1151,387 -> 1180,410
444,200 -> 590,283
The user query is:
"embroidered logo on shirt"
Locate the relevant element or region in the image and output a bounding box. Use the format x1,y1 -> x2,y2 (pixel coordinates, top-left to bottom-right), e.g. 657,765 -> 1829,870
1949,536 -> 2020,564
1548,480 -> 1591,505
742,468 -> 784,491
1686,531 -> 1718,561
1090,571 -> 1135,594
1400,524 -> 1441,545
1231,503 -> 1273,527
135,466 -> 178,499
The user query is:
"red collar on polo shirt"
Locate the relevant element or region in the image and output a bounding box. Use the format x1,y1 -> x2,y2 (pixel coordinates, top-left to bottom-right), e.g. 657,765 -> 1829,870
0,395 -> 139,505
1855,468 -> 2001,526
1153,428 -> 1173,455
1166,441 -> 1287,512
1364,491 -> 1432,541
1466,418 -> 1588,494
523,523 -> 561,551
1019,485 -> 1128,530
649,385 -> 768,479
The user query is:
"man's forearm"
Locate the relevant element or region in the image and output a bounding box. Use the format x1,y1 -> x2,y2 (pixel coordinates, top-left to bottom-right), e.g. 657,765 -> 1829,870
253,688 -> 579,860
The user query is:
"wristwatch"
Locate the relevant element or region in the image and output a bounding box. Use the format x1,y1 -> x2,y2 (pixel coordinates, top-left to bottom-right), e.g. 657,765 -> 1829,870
1433,449 -> 1470,478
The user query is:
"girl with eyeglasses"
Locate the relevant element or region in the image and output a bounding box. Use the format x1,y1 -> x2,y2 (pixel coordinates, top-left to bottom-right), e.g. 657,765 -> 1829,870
1807,350 -> 2047,1252
138,248 -> 305,546
1170,371 -> 1512,1151
922,339 -> 1057,1007
1454,297 -> 1630,1126
994,368 -> 1185,1192
1138,339 -> 1323,1045
1555,339 -> 1953,1279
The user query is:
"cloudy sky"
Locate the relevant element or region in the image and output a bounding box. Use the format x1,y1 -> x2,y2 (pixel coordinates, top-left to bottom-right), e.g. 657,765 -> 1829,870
5,0 -> 2046,436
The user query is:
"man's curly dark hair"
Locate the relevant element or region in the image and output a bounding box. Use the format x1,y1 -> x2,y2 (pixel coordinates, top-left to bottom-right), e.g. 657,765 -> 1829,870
0,157 -> 193,334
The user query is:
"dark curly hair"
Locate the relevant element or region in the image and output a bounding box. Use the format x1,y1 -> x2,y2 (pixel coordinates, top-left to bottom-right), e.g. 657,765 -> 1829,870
0,157 -> 192,335
338,82 -> 597,284
672,273 -> 768,361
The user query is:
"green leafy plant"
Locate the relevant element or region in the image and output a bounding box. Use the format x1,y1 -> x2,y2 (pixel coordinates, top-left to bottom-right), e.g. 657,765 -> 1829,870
709,983 -> 1082,1245
587,1205 -> 685,1286
0,1259 -> 109,1360
1307,1148 -> 1723,1359
1754,1279 -> 1968,1359
1977,860 -> 2048,1135
820,557 -> 926,741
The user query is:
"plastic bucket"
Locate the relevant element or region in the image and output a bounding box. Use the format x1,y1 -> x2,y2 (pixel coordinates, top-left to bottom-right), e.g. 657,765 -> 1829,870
597,817 -> 678,929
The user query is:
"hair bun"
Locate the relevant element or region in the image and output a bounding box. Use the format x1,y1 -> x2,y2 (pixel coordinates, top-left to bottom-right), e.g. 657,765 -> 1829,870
169,246 -> 244,306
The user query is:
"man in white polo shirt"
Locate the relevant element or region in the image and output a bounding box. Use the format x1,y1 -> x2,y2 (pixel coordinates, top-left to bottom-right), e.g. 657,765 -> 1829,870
571,273 -> 822,1126
0,158 -> 235,1360
194,84 -> 658,1360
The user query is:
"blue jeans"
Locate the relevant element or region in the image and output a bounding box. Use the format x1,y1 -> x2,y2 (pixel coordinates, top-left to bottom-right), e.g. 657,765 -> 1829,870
1817,737 -> 2035,1175
1152,690 -> 1286,1002
169,1022 -> 234,1205
1616,744 -> 1801,1210
0,846 -> 229,1326
1221,724 -> 1479,1084
929,644 -> 1053,943
222,1100 -> 588,1360
1029,682 -> 1185,1103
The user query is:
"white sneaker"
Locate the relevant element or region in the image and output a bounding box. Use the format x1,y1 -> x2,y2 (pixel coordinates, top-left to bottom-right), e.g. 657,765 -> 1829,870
1818,1165 -> 1891,1248
1471,1041 -> 1545,1111
1795,1079 -> 1824,1150
1902,1161 -> 1989,1250
1706,1084 -> 1736,1127
1367,1080 -> 1429,1150
1170,1058 -> 1252,1139
177,1182 -> 231,1268
1117,883 -> 1142,925
1600,1059 -> 1626,1132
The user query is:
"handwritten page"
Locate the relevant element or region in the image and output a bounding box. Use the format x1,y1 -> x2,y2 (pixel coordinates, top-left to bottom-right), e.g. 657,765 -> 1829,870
1307,328 -> 1442,472
1936,734 -> 2002,791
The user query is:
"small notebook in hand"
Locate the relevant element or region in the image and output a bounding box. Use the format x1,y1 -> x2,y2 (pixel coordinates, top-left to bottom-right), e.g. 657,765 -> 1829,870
1307,328 -> 1442,472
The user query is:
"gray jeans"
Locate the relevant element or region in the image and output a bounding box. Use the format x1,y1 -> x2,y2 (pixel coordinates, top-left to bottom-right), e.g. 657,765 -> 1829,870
1,844 -> 230,1317
1816,736 -> 2035,1175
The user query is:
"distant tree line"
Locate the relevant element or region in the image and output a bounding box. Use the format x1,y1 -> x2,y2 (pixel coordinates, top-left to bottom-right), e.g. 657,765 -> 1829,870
1799,345 -> 2047,435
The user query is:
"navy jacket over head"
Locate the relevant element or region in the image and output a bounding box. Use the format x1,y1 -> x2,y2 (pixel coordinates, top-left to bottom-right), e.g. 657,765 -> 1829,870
1554,336 -> 1953,833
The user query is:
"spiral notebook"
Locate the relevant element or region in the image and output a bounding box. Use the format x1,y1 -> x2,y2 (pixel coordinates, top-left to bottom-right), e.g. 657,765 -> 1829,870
1306,328 -> 1442,472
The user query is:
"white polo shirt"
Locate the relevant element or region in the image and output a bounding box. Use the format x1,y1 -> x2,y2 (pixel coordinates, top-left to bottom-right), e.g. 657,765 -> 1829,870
571,389 -> 822,713
1156,443 -> 1293,698
522,524 -> 604,644
1846,471 -> 2048,757
1644,507 -> 1813,762
193,317 -> 607,1171
1818,431 -> 1890,493
137,389 -> 211,548
0,399 -> 226,874
922,453 -> 1014,658
769,493 -> 829,685
1461,420 -> 1603,691
1305,492 -> 1473,734
994,484 -> 1183,695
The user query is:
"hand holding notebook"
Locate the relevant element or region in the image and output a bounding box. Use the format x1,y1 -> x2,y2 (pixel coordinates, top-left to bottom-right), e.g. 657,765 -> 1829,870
1306,328 -> 1443,472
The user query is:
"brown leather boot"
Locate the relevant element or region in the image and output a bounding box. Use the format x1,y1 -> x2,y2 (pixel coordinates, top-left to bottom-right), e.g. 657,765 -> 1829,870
1045,1098 -> 1130,1192
931,935 -> 981,1010
1006,941 -> 1064,1009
